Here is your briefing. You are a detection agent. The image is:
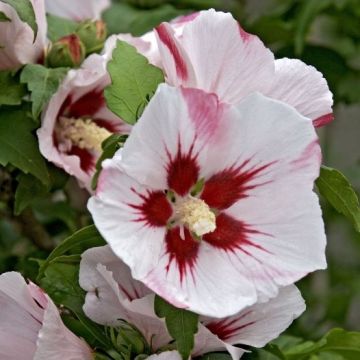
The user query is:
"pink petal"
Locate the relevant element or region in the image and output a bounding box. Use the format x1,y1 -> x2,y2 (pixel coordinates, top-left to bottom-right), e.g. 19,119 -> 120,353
0,273 -> 43,359
0,0 -> 47,70
264,58 -> 333,126
0,272 -> 92,360
34,298 -> 93,360
45,0 -> 110,20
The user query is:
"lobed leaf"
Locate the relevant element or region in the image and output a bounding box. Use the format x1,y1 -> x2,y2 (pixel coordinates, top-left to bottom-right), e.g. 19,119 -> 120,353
105,40 -> 164,125
0,104 -> 50,185
0,71 -> 26,105
20,64 -> 69,119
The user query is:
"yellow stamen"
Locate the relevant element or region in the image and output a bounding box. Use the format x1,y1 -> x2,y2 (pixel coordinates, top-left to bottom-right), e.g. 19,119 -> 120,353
176,197 -> 216,237
57,117 -> 112,152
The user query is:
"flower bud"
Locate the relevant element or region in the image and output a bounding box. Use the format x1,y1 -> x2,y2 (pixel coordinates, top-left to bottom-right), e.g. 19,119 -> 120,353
47,34 -> 86,68
76,20 -> 107,55
116,323 -> 148,355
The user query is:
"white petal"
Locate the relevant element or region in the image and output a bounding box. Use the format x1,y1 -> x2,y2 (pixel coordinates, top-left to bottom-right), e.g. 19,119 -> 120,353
194,324 -> 245,360
79,246 -> 171,349
80,245 -> 150,326
201,285 -> 305,348
155,9 -> 274,103
206,92 -> 326,301
264,58 -> 333,126
45,0 -> 110,20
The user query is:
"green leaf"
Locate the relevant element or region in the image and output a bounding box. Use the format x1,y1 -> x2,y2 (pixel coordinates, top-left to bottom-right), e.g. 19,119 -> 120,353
46,14 -> 78,42
0,71 -> 26,105
40,259 -> 112,349
0,11 -> 11,22
154,295 -> 199,360
14,173 -> 48,215
37,225 -> 105,280
316,166 -> 360,232
105,40 -> 164,125
92,134 -> 128,190
2,0 -> 38,39
20,64 -> 68,119
0,105 -> 50,185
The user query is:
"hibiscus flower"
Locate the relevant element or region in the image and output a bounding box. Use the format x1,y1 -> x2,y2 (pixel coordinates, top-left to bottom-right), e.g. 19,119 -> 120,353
80,245 -> 306,360
0,272 -> 92,360
106,9 -> 333,127
0,0 -> 47,70
88,84 -> 326,317
38,54 -> 130,190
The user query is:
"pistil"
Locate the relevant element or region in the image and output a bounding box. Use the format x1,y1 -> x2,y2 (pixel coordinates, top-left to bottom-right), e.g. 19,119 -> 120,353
176,197 -> 216,237
56,117 -> 112,152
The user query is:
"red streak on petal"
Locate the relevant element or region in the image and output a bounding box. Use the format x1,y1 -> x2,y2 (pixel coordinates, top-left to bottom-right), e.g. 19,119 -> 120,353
118,284 -> 141,301
68,145 -> 96,173
291,139 -> 321,170
66,90 -> 106,118
238,24 -> 251,42
130,190 -> 173,227
172,12 -> 199,24
156,23 -> 188,80
166,140 -> 199,196
201,160 -> 274,210
313,113 -> 333,127
206,315 -> 255,341
181,87 -> 224,141
203,213 -> 268,253
166,227 -> 199,283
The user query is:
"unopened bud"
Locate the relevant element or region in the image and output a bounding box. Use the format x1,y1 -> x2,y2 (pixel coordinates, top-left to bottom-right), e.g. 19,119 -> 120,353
47,34 -> 85,68
76,20 -> 107,55
116,324 -> 147,355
